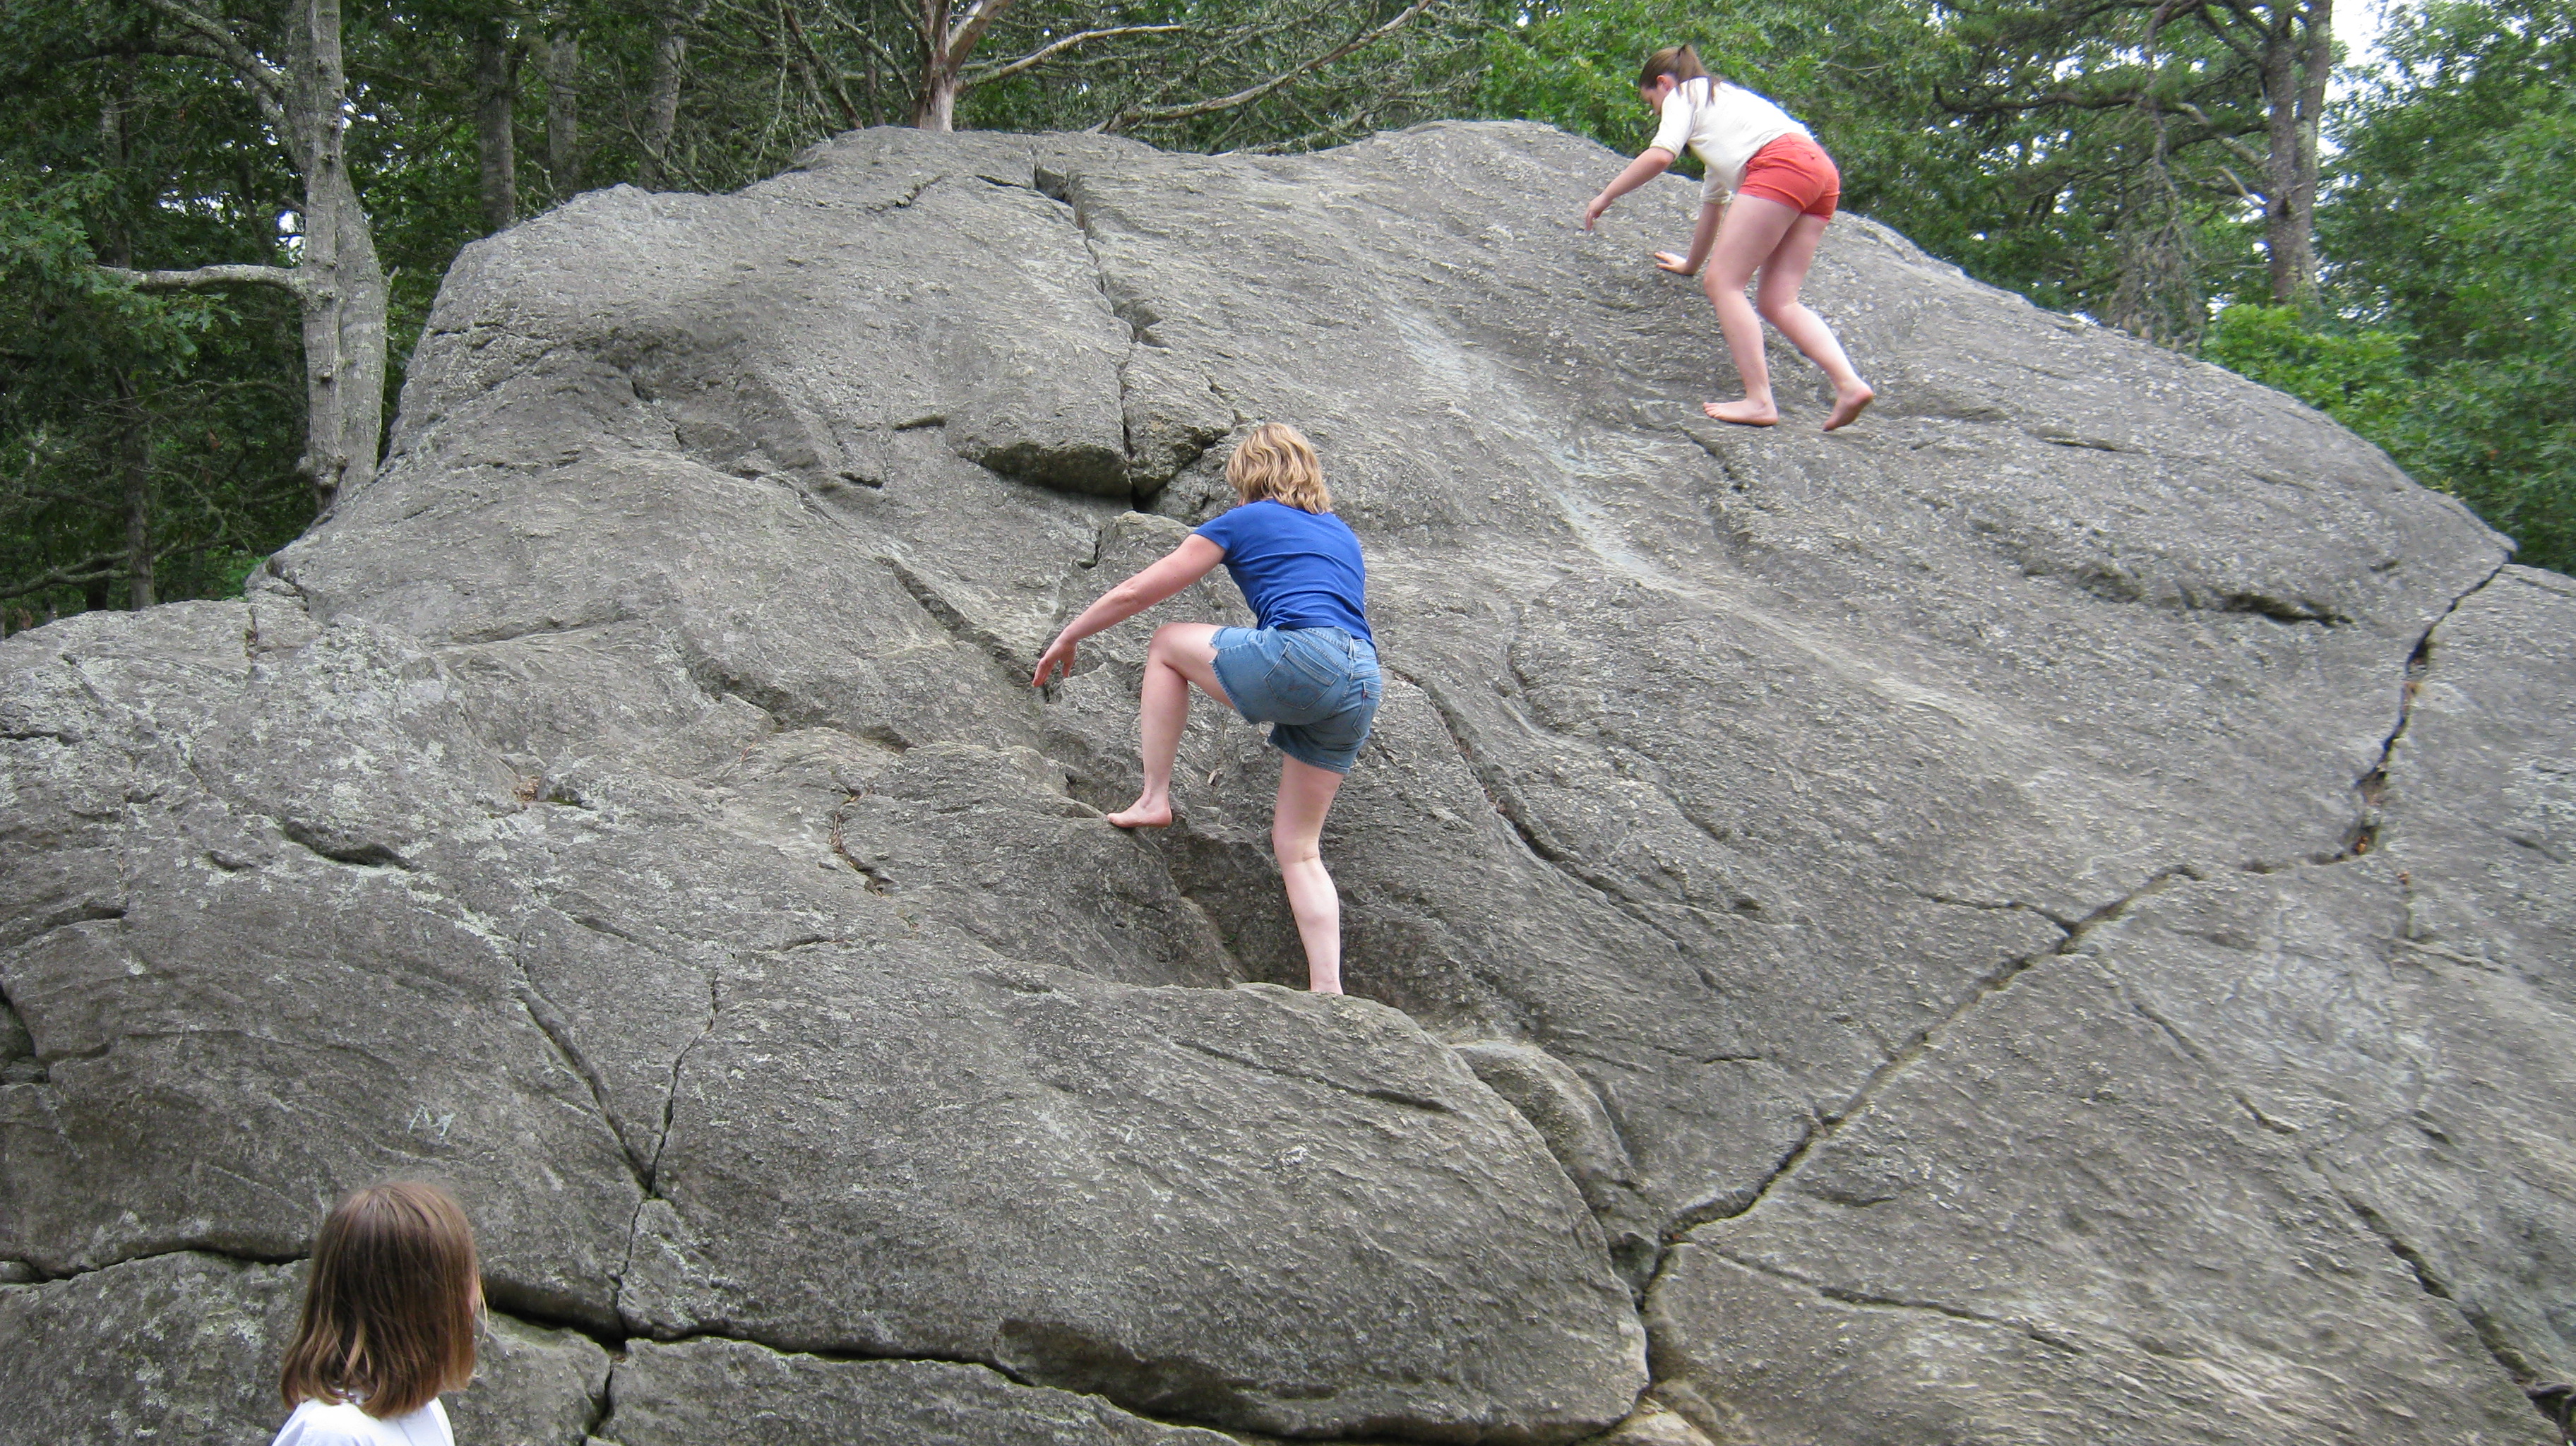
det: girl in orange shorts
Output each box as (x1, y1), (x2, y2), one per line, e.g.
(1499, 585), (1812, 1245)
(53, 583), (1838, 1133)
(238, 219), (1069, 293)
(1583, 46), (1874, 431)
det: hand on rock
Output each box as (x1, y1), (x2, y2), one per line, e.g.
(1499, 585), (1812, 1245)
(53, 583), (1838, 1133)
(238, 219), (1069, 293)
(1582, 194), (1611, 231)
(1033, 634), (1078, 688)
(1653, 251), (1698, 275)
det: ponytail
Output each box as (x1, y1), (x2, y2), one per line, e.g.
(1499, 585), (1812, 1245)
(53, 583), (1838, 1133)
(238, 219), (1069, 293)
(1638, 45), (1712, 90)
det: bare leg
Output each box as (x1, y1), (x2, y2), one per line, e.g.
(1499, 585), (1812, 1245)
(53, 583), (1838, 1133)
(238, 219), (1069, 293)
(1700, 194), (1802, 426)
(1109, 623), (1227, 829)
(1751, 211), (1874, 430)
(1272, 755), (1348, 993)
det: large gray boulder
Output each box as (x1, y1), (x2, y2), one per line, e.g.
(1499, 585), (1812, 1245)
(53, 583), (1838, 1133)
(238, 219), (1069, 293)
(3, 121), (2568, 1444)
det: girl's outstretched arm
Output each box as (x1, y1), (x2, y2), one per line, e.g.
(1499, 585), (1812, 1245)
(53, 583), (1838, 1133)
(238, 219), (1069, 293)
(1583, 148), (1675, 230)
(1654, 198), (1727, 275)
(1034, 534), (1226, 687)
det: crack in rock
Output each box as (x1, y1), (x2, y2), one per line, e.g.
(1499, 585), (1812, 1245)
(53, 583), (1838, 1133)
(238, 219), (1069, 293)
(2344, 559), (2511, 861)
(1685, 866), (2196, 1231)
(2322, 1177), (2576, 1439)
(1398, 667), (1698, 957)
(1033, 166), (1227, 496)
(881, 556), (1036, 679)
(0, 981), (41, 1086)
(1169, 1035), (1454, 1116)
(1707, 1249), (2086, 1356)
(509, 972), (655, 1187)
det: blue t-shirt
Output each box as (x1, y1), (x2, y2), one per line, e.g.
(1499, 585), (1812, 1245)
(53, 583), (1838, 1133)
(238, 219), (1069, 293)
(1194, 499), (1373, 644)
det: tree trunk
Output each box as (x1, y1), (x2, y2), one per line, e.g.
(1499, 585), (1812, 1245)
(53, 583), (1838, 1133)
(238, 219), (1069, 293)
(472, 21), (520, 232)
(97, 65), (134, 266)
(914, 0), (954, 131)
(638, 2), (705, 187)
(117, 380), (155, 610)
(2259, 1), (2325, 301)
(103, 67), (156, 604)
(914, 66), (958, 131)
(544, 23), (580, 193)
(111, 0), (391, 509)
(316, 169), (390, 506)
(286, 0), (388, 506)
(912, 0), (1018, 131)
(2288, 0), (2332, 299)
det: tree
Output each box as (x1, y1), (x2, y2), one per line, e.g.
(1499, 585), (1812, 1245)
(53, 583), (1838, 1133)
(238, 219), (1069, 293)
(470, 8), (522, 230)
(84, 0), (387, 510)
(0, 181), (306, 622)
(1936, 0), (2334, 311)
(2308, 0), (2576, 573)
(0, 14), (308, 623)
(878, 1), (1478, 145)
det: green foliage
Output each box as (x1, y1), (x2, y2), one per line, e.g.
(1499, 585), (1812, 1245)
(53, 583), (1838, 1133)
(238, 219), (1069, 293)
(2310, 0), (2576, 573)
(1933, 4), (2276, 337)
(0, 172), (206, 369)
(2203, 304), (2414, 440)
(0, 44), (309, 624)
(2195, 0), (2576, 580)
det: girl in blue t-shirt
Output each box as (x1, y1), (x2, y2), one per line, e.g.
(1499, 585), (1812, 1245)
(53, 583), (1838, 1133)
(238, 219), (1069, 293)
(1033, 423), (1382, 995)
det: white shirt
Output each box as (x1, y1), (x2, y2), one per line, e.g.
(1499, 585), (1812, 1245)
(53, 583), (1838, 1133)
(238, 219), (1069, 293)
(1647, 76), (1814, 201)
(272, 1398), (453, 1446)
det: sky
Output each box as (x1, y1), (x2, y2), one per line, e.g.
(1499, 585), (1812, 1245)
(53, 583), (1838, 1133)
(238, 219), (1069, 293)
(2343, 0), (2393, 80)
(2324, 0), (2397, 155)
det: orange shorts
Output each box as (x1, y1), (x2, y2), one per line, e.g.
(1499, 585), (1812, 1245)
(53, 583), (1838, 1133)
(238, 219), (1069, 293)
(1736, 134), (1839, 220)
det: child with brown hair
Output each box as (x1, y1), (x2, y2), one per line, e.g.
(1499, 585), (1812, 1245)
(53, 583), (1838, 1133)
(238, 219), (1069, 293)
(1034, 422), (1381, 994)
(272, 1182), (481, 1445)
(1583, 44), (1874, 431)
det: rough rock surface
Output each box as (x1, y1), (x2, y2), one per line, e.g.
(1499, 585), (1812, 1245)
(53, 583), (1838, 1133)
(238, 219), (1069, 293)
(602, 1338), (1241, 1445)
(3, 121), (2571, 1444)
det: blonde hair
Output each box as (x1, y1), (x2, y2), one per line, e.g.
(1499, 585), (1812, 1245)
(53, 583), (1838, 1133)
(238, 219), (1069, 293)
(280, 1183), (480, 1419)
(1224, 422), (1332, 513)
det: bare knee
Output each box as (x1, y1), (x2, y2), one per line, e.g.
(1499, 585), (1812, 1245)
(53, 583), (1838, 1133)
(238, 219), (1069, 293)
(1757, 294), (1806, 328)
(1146, 623), (1193, 662)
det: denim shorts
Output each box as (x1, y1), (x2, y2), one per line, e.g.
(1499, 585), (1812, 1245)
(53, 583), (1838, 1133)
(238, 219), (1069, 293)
(1209, 626), (1383, 774)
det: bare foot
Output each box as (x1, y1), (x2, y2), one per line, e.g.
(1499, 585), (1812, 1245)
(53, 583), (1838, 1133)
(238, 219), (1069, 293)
(1105, 799), (1173, 829)
(1705, 398), (1778, 427)
(1824, 381), (1875, 431)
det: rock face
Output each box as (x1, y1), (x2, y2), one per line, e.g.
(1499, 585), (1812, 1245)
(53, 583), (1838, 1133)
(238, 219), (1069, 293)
(3, 121), (2570, 1444)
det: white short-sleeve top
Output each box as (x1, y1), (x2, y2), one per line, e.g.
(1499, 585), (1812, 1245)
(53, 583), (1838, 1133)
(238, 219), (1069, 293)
(271, 1398), (453, 1446)
(1647, 76), (1813, 201)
